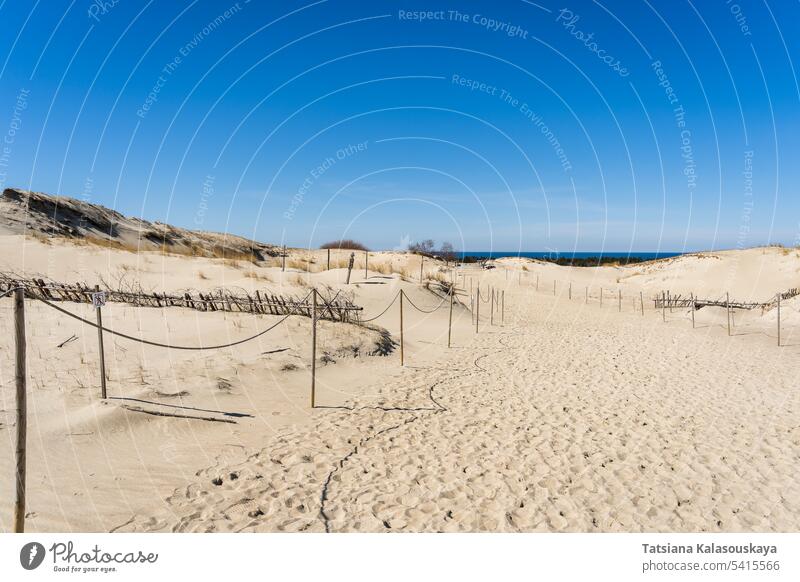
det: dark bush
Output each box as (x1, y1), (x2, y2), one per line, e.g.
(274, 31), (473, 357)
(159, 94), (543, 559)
(319, 239), (369, 251)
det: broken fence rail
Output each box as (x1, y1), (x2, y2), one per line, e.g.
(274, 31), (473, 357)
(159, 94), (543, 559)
(653, 288), (799, 311)
(0, 276), (362, 322)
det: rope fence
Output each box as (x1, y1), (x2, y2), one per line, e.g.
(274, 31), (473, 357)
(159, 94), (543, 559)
(518, 271), (795, 347)
(1, 273), (495, 533)
(33, 291), (314, 351)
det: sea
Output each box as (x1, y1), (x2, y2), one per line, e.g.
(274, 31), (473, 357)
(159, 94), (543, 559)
(459, 251), (682, 260)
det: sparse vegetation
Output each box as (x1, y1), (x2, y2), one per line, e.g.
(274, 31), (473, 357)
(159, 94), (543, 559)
(286, 258), (311, 270)
(408, 239), (435, 256)
(291, 273), (310, 287)
(408, 239), (456, 262)
(320, 239), (369, 251)
(244, 270), (272, 282)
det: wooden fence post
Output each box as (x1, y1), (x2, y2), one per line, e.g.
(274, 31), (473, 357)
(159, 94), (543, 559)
(475, 289), (480, 333)
(662, 291), (666, 322)
(536, 275), (539, 291)
(726, 292), (731, 336)
(327, 248), (330, 270)
(282, 245), (286, 271)
(470, 292), (474, 323)
(14, 288), (27, 533)
(311, 289), (317, 408)
(346, 252), (354, 284)
(447, 287), (454, 347)
(419, 257), (424, 283)
(95, 285), (107, 400)
(501, 290), (505, 325)
(618, 289), (622, 312)
(640, 291), (644, 316)
(691, 293), (696, 329)
(777, 293), (781, 347)
(399, 290), (405, 365)
(569, 282), (572, 300)
(490, 289), (495, 325)
(365, 251), (368, 279)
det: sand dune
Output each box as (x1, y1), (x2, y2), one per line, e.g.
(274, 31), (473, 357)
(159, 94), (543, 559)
(1, 235), (799, 532)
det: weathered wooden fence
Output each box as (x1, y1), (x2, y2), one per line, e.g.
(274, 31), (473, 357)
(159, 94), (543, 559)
(653, 288), (799, 311)
(0, 275), (361, 322)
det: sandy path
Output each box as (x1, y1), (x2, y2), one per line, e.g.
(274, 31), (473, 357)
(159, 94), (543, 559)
(132, 285), (800, 533)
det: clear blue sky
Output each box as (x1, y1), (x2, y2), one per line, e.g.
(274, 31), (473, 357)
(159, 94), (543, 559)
(1, 0), (798, 253)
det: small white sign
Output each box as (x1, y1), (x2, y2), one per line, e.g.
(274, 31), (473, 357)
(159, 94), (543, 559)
(91, 291), (107, 308)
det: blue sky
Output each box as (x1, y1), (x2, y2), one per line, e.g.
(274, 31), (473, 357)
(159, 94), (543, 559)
(0, 0), (798, 253)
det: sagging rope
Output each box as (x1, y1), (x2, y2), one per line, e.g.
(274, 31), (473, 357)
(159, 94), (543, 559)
(359, 290), (401, 323)
(403, 291), (449, 314)
(32, 290), (313, 351)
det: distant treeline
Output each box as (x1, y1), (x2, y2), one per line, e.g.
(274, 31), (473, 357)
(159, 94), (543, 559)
(460, 255), (655, 267)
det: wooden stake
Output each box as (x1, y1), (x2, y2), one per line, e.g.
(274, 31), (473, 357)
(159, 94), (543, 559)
(662, 291), (665, 322)
(311, 289), (317, 408)
(365, 251), (368, 279)
(470, 292), (474, 323)
(569, 282), (572, 300)
(691, 293), (696, 329)
(490, 289), (494, 325)
(420, 256), (424, 283)
(475, 289), (480, 333)
(777, 293), (781, 347)
(399, 290), (405, 365)
(327, 248), (330, 270)
(640, 291), (644, 316)
(726, 292), (731, 335)
(536, 275), (539, 291)
(618, 289), (621, 312)
(95, 285), (107, 400)
(447, 287), (454, 347)
(282, 245), (286, 271)
(501, 290), (505, 324)
(13, 288), (27, 533)
(600, 288), (603, 307)
(346, 252), (354, 284)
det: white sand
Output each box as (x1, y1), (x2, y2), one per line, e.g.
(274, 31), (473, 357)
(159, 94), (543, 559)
(1, 237), (799, 532)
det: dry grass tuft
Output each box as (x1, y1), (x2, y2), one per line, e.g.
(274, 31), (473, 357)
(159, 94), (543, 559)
(244, 270), (272, 282)
(286, 258), (311, 270)
(291, 273), (310, 287)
